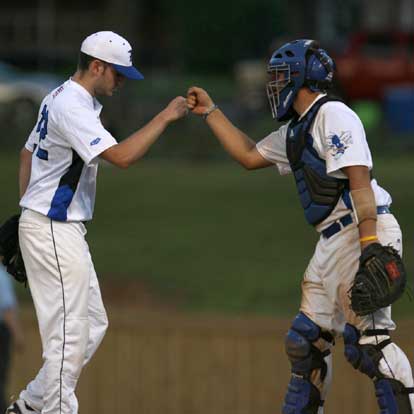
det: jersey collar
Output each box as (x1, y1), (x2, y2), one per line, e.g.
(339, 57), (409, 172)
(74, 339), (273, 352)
(298, 93), (327, 121)
(68, 78), (103, 114)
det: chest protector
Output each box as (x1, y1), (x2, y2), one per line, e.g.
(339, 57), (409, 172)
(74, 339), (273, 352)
(286, 96), (350, 226)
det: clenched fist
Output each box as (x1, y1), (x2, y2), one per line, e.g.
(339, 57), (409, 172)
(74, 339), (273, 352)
(162, 96), (189, 123)
(187, 87), (215, 116)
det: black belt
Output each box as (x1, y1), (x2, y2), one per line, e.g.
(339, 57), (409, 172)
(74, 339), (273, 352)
(322, 206), (390, 239)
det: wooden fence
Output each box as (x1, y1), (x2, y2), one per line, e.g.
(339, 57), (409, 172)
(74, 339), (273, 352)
(7, 306), (414, 413)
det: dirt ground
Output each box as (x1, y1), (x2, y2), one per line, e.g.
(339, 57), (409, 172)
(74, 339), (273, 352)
(99, 277), (183, 311)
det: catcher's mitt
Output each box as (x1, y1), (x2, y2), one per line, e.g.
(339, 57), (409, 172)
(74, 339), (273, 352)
(349, 243), (406, 316)
(0, 214), (27, 284)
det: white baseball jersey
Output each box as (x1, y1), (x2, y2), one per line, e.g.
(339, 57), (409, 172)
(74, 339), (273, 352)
(256, 94), (392, 232)
(20, 79), (117, 222)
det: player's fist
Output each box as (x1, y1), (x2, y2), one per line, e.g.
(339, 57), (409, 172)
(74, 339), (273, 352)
(162, 96), (189, 122)
(187, 86), (214, 116)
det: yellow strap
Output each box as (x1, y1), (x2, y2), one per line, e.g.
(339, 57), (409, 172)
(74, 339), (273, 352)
(359, 235), (379, 243)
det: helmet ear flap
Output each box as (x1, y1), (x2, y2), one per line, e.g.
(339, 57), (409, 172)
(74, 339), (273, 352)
(304, 48), (335, 92)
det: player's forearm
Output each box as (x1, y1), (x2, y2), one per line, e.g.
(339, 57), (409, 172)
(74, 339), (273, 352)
(19, 147), (33, 199)
(122, 112), (171, 164)
(343, 165), (378, 249)
(357, 218), (377, 246)
(102, 112), (170, 168)
(101, 96), (187, 168)
(2, 308), (24, 350)
(2, 309), (22, 338)
(205, 109), (257, 167)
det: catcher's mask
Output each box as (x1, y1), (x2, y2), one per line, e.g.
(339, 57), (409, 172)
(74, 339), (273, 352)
(266, 39), (335, 121)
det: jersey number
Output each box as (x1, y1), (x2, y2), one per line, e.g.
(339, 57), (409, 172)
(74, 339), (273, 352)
(35, 104), (49, 160)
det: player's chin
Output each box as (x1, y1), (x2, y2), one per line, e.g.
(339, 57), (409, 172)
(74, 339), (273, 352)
(109, 86), (122, 96)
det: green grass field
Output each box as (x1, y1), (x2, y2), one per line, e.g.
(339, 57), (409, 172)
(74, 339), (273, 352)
(1, 152), (413, 317)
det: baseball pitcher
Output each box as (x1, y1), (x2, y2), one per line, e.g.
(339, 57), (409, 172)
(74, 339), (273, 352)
(7, 31), (188, 414)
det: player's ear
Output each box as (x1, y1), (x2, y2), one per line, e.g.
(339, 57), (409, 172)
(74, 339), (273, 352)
(89, 59), (104, 77)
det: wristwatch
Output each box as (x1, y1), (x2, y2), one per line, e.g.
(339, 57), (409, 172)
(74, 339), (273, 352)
(202, 104), (219, 120)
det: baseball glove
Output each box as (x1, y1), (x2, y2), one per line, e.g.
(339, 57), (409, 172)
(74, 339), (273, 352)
(0, 214), (27, 284)
(349, 243), (406, 316)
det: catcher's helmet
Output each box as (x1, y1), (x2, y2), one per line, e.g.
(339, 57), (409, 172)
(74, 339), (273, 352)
(267, 39), (335, 121)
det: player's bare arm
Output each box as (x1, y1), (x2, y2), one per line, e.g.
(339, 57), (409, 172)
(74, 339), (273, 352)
(19, 147), (33, 199)
(342, 165), (378, 250)
(2, 308), (25, 352)
(100, 96), (188, 169)
(187, 86), (272, 170)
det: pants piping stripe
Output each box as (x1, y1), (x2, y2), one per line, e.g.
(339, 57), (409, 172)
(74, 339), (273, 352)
(50, 220), (66, 414)
(371, 313), (396, 379)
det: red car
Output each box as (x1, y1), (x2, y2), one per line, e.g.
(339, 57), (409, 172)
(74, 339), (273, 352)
(333, 31), (414, 101)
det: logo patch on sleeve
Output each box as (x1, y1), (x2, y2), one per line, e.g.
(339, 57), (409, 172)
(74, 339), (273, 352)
(90, 137), (101, 146)
(327, 131), (353, 159)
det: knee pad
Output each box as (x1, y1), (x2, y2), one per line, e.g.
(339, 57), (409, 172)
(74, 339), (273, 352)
(343, 324), (385, 379)
(285, 313), (333, 380)
(343, 323), (414, 413)
(283, 313), (334, 414)
(376, 379), (413, 414)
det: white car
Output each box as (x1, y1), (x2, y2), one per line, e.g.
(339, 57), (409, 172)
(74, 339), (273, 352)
(0, 62), (62, 144)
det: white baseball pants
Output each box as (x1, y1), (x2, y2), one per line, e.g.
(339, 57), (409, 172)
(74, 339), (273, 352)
(300, 213), (414, 410)
(19, 209), (108, 414)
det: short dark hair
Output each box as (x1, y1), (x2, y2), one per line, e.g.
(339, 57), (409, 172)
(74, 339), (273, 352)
(78, 52), (97, 71)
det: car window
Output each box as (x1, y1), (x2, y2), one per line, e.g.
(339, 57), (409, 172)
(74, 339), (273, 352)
(0, 62), (20, 79)
(360, 35), (396, 57)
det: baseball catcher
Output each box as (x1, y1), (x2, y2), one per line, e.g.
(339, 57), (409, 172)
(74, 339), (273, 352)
(187, 38), (414, 414)
(0, 214), (27, 284)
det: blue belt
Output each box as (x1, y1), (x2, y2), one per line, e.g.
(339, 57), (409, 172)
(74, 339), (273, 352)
(322, 206), (390, 239)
